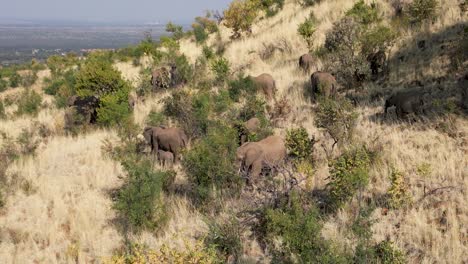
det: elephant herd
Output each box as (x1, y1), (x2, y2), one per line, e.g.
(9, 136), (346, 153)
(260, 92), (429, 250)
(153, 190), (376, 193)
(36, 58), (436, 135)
(139, 120), (287, 186)
(297, 52), (440, 118)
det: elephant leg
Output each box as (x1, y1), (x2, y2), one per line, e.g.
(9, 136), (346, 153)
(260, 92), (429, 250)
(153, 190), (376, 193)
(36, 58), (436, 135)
(249, 160), (263, 186)
(172, 149), (179, 164)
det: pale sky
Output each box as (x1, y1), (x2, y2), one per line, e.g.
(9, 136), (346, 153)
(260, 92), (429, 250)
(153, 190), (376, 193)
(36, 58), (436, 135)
(0, 0), (232, 23)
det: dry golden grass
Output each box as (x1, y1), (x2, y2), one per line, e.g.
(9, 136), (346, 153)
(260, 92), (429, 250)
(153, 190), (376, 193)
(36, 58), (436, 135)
(0, 0), (466, 262)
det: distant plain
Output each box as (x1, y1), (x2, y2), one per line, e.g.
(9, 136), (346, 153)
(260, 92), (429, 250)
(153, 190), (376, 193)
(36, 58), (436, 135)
(0, 23), (170, 65)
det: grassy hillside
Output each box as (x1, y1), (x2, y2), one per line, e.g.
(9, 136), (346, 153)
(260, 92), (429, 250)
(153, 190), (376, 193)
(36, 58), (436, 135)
(0, 0), (466, 263)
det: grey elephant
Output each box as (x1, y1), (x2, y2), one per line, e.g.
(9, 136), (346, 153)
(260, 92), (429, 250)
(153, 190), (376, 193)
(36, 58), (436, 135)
(142, 126), (188, 162)
(236, 135), (287, 185)
(239, 117), (261, 145)
(251, 73), (276, 101)
(299, 53), (314, 72)
(310, 71), (337, 102)
(385, 90), (428, 118)
(151, 67), (171, 90)
(158, 150), (174, 168)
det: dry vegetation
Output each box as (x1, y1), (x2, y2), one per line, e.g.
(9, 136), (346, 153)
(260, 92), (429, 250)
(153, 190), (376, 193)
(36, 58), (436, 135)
(0, 0), (467, 263)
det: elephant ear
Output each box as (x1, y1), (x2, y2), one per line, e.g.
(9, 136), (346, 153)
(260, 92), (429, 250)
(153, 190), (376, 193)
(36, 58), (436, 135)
(143, 127), (153, 144)
(244, 145), (264, 166)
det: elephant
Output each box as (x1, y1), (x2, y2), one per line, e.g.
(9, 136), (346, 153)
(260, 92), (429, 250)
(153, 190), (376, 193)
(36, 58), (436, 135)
(151, 67), (171, 90)
(142, 126), (188, 163)
(299, 53), (314, 72)
(66, 95), (100, 124)
(310, 71), (337, 102)
(384, 90), (427, 118)
(251, 73), (276, 101)
(236, 135), (287, 185)
(367, 50), (387, 78)
(158, 150), (174, 168)
(239, 117), (261, 145)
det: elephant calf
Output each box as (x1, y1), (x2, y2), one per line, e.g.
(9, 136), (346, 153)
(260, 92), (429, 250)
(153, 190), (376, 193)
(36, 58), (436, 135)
(251, 73), (276, 101)
(142, 126), (188, 163)
(299, 53), (314, 72)
(310, 71), (337, 102)
(158, 150), (174, 168)
(236, 135), (287, 185)
(385, 90), (427, 118)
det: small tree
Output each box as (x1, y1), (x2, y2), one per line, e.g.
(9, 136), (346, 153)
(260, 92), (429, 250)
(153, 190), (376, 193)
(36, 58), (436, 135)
(298, 13), (317, 49)
(210, 57), (230, 84)
(285, 127), (315, 161)
(113, 159), (170, 233)
(75, 56), (132, 126)
(223, 0), (259, 38)
(387, 169), (412, 209)
(408, 0), (439, 24)
(183, 124), (240, 204)
(166, 22), (184, 40)
(327, 146), (371, 211)
(16, 89), (42, 117)
(315, 96), (358, 150)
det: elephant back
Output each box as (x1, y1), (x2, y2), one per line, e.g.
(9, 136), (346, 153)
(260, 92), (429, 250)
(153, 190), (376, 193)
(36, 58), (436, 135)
(257, 136), (286, 164)
(311, 72), (336, 96)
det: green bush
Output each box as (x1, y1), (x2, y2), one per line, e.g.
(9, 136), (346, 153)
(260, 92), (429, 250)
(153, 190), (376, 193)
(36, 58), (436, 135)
(166, 22), (184, 40)
(228, 75), (256, 102)
(315, 96), (358, 148)
(387, 169), (412, 209)
(327, 146), (372, 210)
(206, 217), (243, 260)
(193, 24), (209, 44)
(223, 0), (259, 38)
(0, 79), (8, 92)
(113, 159), (170, 233)
(9, 72), (21, 88)
(286, 127), (315, 161)
(258, 0), (285, 17)
(96, 93), (132, 127)
(202, 46), (215, 60)
(163, 90), (211, 137)
(183, 123), (240, 204)
(172, 54), (193, 86)
(210, 57), (230, 84)
(361, 25), (398, 55)
(263, 193), (348, 263)
(16, 89), (42, 117)
(75, 56), (130, 98)
(238, 96), (267, 122)
(408, 0), (439, 24)
(374, 240), (406, 264)
(346, 0), (380, 26)
(298, 13), (317, 49)
(75, 56), (132, 126)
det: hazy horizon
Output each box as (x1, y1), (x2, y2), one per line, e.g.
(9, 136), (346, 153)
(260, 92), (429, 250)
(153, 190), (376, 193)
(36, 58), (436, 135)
(0, 0), (231, 24)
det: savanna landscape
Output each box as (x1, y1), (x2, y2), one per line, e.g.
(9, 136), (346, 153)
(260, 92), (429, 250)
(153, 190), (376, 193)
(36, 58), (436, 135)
(0, 0), (467, 263)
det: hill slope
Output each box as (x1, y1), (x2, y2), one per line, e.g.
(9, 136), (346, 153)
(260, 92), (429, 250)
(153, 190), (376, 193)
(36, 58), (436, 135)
(0, 0), (467, 263)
